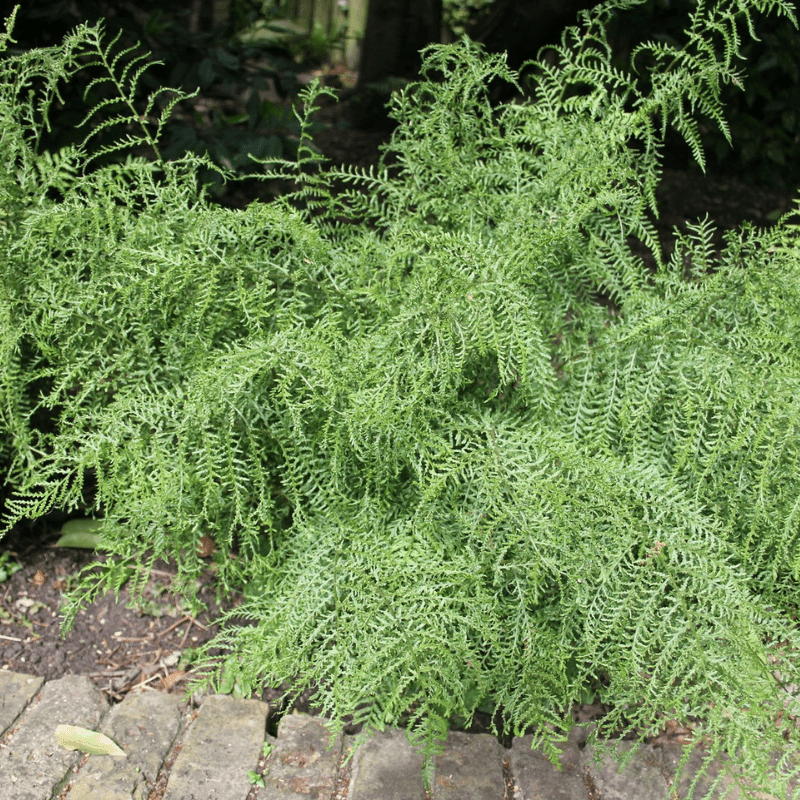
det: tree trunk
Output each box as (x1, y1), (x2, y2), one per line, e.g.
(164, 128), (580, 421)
(473, 0), (598, 70)
(358, 0), (442, 86)
(358, 0), (601, 87)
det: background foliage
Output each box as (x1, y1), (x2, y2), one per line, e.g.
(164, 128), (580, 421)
(602, 0), (800, 188)
(2, 1), (800, 797)
(7, 0), (326, 195)
(442, 0), (495, 36)
(12, 0), (800, 196)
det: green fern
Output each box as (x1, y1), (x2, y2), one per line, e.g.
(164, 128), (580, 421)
(2, 1), (800, 797)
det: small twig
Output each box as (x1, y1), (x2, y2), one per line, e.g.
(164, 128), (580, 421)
(179, 622), (193, 648)
(130, 673), (161, 691)
(0, 633), (23, 642)
(179, 615), (209, 646)
(162, 615), (191, 636)
(88, 670), (132, 678)
(130, 648), (160, 658)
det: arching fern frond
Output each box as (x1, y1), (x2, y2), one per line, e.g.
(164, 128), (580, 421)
(77, 25), (199, 167)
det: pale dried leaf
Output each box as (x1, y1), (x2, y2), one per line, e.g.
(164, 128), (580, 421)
(54, 724), (126, 756)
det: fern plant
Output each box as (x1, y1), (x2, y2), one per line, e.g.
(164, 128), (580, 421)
(2, 1), (800, 797)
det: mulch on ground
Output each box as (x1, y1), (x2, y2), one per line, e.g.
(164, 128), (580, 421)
(0, 522), (231, 700)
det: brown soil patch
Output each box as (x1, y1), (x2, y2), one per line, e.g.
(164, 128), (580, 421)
(0, 522), (232, 702)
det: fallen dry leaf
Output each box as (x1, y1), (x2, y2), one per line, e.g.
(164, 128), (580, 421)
(54, 724), (125, 756)
(197, 536), (215, 558)
(160, 671), (187, 691)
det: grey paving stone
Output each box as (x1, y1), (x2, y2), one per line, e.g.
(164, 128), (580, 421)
(163, 694), (268, 800)
(660, 745), (800, 799)
(0, 670), (44, 735)
(581, 741), (669, 800)
(65, 687), (185, 800)
(509, 734), (587, 800)
(258, 713), (343, 799)
(657, 744), (739, 799)
(347, 728), (427, 800)
(0, 675), (108, 800)
(434, 731), (504, 800)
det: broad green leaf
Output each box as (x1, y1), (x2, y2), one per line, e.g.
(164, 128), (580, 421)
(54, 724), (125, 756)
(247, 770), (266, 787)
(54, 519), (106, 549)
(61, 518), (104, 534)
(53, 532), (103, 549)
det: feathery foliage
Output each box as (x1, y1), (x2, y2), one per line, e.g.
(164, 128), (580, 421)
(2, 1), (800, 795)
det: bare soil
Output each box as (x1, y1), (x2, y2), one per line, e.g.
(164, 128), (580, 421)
(0, 522), (232, 698)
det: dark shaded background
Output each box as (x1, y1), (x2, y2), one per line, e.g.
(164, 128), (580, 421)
(5, 0), (800, 191)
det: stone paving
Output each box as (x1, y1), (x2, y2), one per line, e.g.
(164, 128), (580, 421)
(0, 669), (794, 800)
